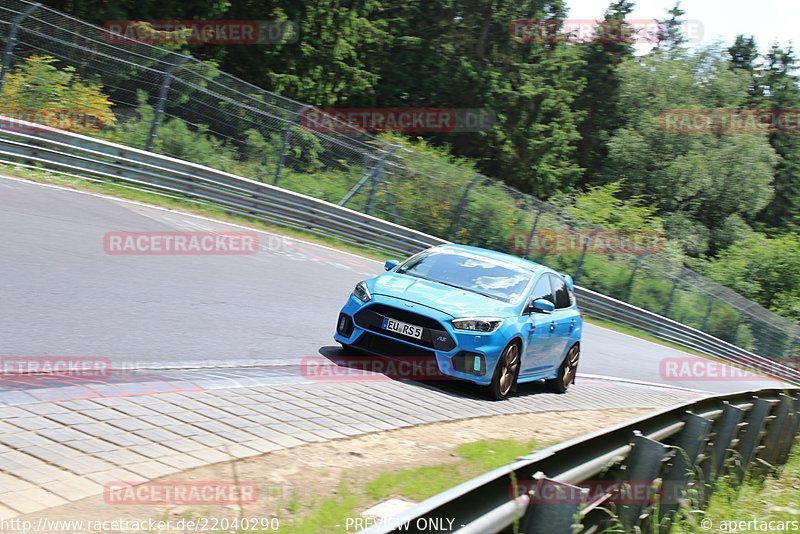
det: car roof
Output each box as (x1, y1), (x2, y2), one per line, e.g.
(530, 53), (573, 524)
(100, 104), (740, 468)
(435, 244), (549, 273)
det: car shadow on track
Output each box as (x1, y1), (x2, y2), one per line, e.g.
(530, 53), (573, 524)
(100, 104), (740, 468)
(317, 346), (552, 402)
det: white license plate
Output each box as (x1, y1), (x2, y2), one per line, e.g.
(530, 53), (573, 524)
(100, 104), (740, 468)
(382, 317), (423, 339)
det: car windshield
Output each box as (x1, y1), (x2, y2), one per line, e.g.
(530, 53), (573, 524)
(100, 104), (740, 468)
(397, 248), (532, 303)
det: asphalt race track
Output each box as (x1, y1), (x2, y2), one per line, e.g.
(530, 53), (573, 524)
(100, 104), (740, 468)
(0, 176), (783, 395)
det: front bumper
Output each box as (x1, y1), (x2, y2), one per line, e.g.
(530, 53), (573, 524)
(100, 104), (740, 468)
(333, 293), (509, 386)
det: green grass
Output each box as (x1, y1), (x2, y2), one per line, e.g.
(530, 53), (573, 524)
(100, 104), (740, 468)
(672, 440), (800, 533)
(244, 437), (799, 534)
(274, 437), (541, 533)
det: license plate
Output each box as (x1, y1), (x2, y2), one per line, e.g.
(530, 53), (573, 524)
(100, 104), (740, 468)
(382, 317), (423, 339)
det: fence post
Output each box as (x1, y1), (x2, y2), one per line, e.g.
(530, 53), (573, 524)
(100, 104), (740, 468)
(663, 278), (679, 317)
(449, 174), (484, 242)
(701, 298), (714, 332)
(524, 206), (545, 257)
(0, 3), (41, 96)
(623, 255), (643, 302)
(273, 104), (312, 185)
(366, 149), (394, 215)
(146, 54), (191, 151)
(338, 145), (398, 208)
(573, 233), (591, 282)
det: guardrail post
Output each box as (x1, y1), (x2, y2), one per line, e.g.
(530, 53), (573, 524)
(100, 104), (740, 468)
(520, 473), (587, 534)
(659, 413), (713, 527)
(699, 402), (744, 506)
(449, 174), (484, 242)
(0, 3), (41, 97)
(759, 395), (794, 472)
(618, 432), (669, 531)
(146, 54), (191, 152)
(710, 403), (744, 481)
(273, 104), (311, 185)
(774, 396), (800, 467)
(735, 398), (771, 483)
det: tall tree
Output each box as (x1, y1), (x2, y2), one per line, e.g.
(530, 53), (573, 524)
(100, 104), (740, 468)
(358, 0), (587, 197)
(728, 35), (762, 103)
(604, 47), (777, 257)
(656, 2), (686, 50)
(757, 44), (800, 231)
(573, 0), (635, 189)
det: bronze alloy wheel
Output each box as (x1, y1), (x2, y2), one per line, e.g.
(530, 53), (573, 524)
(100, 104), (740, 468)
(499, 342), (520, 396)
(487, 341), (521, 400)
(563, 344), (579, 385)
(545, 343), (580, 394)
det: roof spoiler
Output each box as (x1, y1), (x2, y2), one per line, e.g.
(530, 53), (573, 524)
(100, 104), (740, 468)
(562, 274), (575, 290)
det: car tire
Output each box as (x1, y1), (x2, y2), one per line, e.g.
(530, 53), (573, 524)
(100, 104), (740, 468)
(545, 344), (579, 394)
(486, 341), (521, 401)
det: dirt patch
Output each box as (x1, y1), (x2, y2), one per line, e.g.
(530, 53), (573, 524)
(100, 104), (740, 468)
(20, 408), (652, 532)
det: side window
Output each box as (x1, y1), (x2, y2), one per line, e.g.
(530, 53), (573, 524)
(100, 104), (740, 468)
(530, 276), (555, 305)
(549, 275), (571, 309)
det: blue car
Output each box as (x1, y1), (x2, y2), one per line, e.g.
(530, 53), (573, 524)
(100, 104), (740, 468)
(333, 244), (582, 399)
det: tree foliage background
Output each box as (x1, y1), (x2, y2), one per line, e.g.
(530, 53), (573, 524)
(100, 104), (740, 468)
(34, 0), (800, 324)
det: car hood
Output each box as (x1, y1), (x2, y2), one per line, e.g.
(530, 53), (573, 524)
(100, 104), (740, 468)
(370, 273), (519, 318)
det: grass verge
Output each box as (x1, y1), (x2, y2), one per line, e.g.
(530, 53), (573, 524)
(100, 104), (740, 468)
(279, 437), (541, 533)
(674, 439), (800, 533)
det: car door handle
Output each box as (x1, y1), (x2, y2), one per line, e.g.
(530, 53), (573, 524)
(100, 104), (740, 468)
(569, 319), (576, 331)
(549, 321), (556, 332)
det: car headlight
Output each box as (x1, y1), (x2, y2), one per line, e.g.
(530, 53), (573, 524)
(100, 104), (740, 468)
(352, 281), (371, 302)
(451, 317), (503, 332)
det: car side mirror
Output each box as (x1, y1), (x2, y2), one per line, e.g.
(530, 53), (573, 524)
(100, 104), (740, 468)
(384, 259), (399, 271)
(528, 298), (555, 314)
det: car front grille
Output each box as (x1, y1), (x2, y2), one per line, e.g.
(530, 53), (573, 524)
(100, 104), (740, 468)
(353, 332), (437, 358)
(353, 304), (456, 351)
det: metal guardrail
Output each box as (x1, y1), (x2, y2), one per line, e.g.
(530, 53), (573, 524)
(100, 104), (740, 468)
(363, 387), (800, 533)
(0, 118), (447, 257)
(1, 118), (799, 387)
(575, 287), (800, 385)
